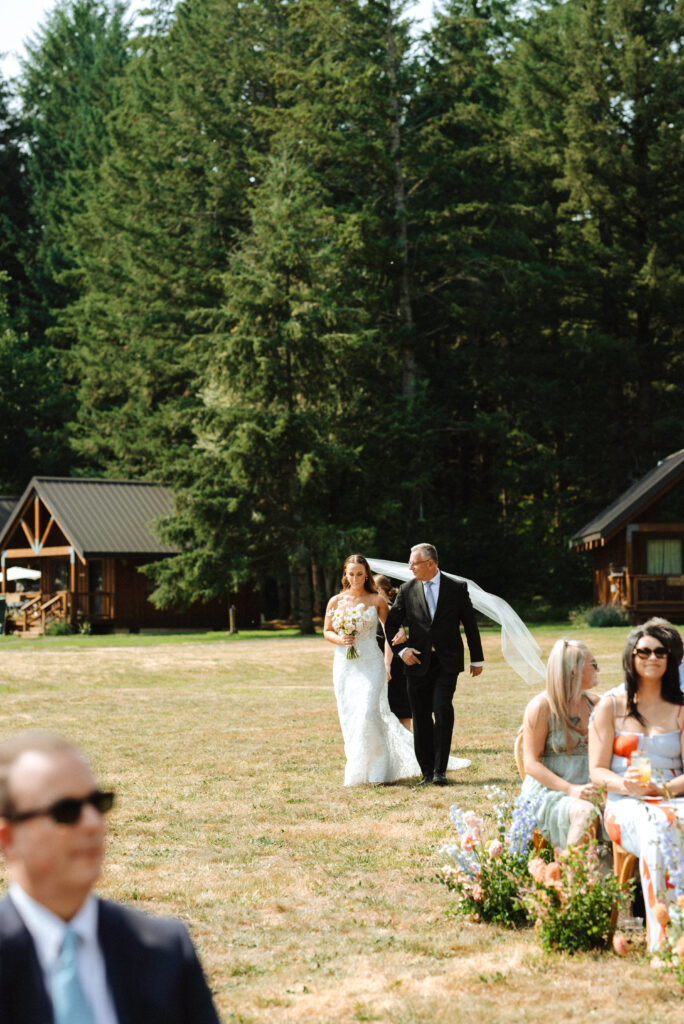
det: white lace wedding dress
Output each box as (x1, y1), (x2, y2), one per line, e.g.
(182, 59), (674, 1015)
(333, 605), (470, 785)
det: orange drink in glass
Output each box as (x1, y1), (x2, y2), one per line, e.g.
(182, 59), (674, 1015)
(631, 754), (652, 786)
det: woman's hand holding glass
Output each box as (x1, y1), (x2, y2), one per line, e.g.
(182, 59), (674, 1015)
(624, 756), (661, 796)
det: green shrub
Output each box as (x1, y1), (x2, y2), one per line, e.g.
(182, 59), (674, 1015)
(44, 620), (73, 636)
(569, 603), (631, 627)
(586, 603), (632, 627)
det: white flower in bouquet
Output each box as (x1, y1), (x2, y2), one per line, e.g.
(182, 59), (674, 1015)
(332, 603), (365, 659)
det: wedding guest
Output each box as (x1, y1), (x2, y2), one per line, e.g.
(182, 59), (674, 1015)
(374, 574), (412, 730)
(589, 623), (684, 950)
(0, 730), (220, 1023)
(519, 638), (601, 848)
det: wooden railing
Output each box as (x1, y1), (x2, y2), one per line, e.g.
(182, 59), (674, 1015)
(626, 575), (684, 607)
(15, 591), (69, 633)
(9, 591), (115, 633)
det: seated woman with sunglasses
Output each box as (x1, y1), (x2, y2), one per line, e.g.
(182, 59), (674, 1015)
(519, 638), (601, 849)
(589, 622), (684, 950)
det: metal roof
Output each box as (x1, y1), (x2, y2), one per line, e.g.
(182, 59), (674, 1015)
(0, 478), (177, 559)
(570, 448), (684, 549)
(0, 497), (18, 535)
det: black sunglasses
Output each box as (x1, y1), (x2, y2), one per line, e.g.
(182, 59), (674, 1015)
(633, 647), (669, 660)
(8, 789), (115, 825)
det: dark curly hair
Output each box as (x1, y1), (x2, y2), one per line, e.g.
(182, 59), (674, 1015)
(622, 622), (684, 725)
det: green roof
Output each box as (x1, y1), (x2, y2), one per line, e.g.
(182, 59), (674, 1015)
(0, 478), (177, 559)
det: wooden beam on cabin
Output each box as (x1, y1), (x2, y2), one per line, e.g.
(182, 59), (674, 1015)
(39, 516), (55, 549)
(630, 522), (684, 533)
(34, 497), (39, 544)
(20, 520), (35, 548)
(2, 545), (78, 559)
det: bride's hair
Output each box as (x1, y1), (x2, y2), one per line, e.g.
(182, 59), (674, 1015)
(341, 555), (377, 593)
(546, 638), (592, 752)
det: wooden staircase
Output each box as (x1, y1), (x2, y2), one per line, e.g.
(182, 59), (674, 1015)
(11, 591), (70, 635)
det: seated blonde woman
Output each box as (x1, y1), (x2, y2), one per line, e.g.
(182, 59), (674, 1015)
(519, 638), (601, 848)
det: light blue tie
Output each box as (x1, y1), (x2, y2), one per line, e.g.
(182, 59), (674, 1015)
(425, 580), (436, 619)
(52, 929), (96, 1024)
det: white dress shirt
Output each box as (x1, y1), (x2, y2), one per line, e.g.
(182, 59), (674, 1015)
(9, 883), (119, 1024)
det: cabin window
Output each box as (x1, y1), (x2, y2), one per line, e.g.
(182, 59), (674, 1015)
(52, 559), (69, 592)
(646, 538), (682, 575)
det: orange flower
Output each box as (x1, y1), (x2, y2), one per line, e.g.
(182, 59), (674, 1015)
(544, 862), (562, 885)
(653, 902), (670, 927)
(528, 857), (546, 884)
(675, 935), (684, 958)
(612, 933), (629, 956)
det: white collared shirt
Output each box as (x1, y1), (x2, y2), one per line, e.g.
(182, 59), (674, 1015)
(9, 883), (119, 1024)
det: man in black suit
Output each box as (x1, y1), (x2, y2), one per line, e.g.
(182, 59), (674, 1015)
(386, 543), (484, 786)
(0, 730), (220, 1024)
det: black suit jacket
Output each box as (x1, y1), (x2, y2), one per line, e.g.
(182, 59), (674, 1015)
(0, 894), (221, 1024)
(385, 574), (483, 677)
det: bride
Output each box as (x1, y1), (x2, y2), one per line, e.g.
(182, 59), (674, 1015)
(324, 554), (468, 785)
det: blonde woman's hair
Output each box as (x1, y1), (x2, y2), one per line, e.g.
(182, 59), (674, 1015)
(545, 638), (591, 752)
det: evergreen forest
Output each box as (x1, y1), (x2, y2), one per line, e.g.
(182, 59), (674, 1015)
(2, 0), (684, 621)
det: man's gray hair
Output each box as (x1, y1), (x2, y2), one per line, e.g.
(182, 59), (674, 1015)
(411, 543), (438, 564)
(0, 731), (82, 818)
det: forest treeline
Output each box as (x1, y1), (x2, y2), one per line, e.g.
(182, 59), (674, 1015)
(1, 0), (683, 619)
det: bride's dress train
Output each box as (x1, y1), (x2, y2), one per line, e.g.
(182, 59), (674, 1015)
(333, 605), (470, 785)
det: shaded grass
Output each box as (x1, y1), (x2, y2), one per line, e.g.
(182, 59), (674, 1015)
(0, 629), (681, 1022)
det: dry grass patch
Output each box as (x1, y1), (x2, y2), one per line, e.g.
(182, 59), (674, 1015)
(0, 628), (682, 1022)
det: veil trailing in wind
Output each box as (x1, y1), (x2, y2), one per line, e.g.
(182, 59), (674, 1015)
(367, 558), (546, 685)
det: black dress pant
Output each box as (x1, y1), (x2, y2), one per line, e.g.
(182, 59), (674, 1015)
(406, 654), (457, 775)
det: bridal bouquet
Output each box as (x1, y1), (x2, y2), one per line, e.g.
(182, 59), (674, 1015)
(332, 603), (365, 659)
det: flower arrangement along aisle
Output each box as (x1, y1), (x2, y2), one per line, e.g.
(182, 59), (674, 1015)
(331, 603), (364, 659)
(440, 789), (630, 952)
(524, 840), (628, 953)
(647, 815), (684, 985)
(439, 787), (541, 928)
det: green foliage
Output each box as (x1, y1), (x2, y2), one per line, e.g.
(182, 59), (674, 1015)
(440, 796), (532, 928)
(44, 620), (74, 636)
(524, 841), (629, 954)
(581, 604), (632, 628)
(1, 0), (684, 612)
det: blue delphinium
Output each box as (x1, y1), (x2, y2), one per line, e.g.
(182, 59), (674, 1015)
(658, 815), (684, 898)
(506, 792), (542, 860)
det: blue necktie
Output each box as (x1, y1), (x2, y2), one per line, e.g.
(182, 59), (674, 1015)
(52, 929), (95, 1024)
(425, 581), (436, 619)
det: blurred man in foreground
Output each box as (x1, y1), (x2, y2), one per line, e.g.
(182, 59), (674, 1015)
(0, 730), (220, 1023)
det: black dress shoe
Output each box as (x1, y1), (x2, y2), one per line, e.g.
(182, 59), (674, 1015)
(415, 774), (433, 787)
(433, 772), (448, 786)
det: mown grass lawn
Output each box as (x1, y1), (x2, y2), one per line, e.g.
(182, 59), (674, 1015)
(0, 625), (681, 1022)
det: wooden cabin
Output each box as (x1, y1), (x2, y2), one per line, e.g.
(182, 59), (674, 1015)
(0, 477), (257, 634)
(570, 449), (684, 621)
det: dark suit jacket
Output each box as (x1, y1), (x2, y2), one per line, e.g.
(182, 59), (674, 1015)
(385, 574), (484, 677)
(0, 894), (220, 1024)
